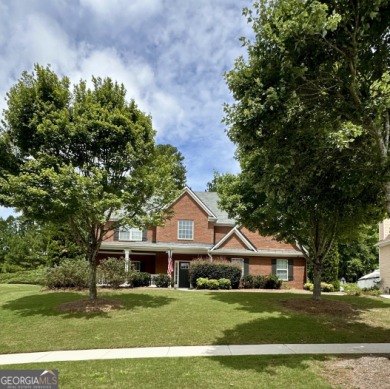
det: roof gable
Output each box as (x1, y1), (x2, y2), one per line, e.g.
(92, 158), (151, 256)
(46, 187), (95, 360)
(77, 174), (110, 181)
(211, 227), (256, 252)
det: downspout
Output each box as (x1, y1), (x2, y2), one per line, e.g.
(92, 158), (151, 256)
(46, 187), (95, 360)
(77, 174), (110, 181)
(208, 251), (213, 262)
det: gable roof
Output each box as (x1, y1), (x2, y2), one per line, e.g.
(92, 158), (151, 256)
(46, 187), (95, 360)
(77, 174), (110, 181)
(194, 191), (236, 226)
(211, 226), (256, 252)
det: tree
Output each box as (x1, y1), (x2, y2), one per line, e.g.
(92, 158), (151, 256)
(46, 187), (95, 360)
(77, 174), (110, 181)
(218, 0), (388, 299)
(205, 171), (222, 192)
(0, 65), (184, 300)
(155, 144), (187, 189)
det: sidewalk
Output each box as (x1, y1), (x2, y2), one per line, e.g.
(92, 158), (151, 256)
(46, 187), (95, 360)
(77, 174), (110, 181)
(1, 344), (390, 366)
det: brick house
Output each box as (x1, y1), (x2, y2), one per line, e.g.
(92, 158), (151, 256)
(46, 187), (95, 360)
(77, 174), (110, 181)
(377, 219), (390, 293)
(99, 187), (307, 288)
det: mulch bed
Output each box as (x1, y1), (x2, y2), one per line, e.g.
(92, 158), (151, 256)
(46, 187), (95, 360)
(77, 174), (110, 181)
(58, 298), (124, 313)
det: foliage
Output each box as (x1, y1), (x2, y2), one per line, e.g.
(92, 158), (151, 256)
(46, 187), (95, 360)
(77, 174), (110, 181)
(45, 258), (89, 289)
(218, 278), (232, 290)
(196, 277), (232, 290)
(240, 274), (268, 289)
(205, 171), (222, 192)
(0, 268), (47, 285)
(241, 275), (255, 288)
(308, 243), (339, 286)
(0, 65), (184, 300)
(303, 282), (334, 293)
(189, 258), (242, 289)
(97, 257), (126, 288)
(153, 273), (171, 288)
(338, 224), (379, 282)
(264, 274), (282, 290)
(128, 272), (151, 288)
(220, 0), (387, 300)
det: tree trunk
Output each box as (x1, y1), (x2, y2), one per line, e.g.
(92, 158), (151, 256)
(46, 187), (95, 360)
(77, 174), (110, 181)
(88, 254), (98, 301)
(312, 259), (322, 301)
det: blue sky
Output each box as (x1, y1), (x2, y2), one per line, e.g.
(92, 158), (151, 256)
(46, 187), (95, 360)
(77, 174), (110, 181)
(0, 0), (253, 219)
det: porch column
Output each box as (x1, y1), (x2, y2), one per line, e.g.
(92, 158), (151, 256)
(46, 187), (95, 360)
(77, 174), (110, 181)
(124, 249), (131, 272)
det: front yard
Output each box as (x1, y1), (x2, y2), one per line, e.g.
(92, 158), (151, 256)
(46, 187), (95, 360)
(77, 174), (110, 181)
(1, 284), (390, 354)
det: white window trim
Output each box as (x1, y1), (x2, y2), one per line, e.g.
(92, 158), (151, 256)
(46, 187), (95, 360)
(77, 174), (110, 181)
(177, 220), (194, 240)
(276, 259), (288, 281)
(131, 261), (141, 272)
(119, 226), (143, 241)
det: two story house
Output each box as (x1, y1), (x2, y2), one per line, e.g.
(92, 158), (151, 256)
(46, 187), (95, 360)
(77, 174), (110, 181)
(377, 219), (390, 293)
(99, 187), (306, 288)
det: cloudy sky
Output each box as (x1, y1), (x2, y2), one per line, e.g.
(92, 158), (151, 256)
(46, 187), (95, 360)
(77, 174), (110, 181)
(0, 0), (253, 218)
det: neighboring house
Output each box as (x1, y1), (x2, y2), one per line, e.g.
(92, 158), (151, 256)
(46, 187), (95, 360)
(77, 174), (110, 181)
(377, 219), (390, 293)
(357, 269), (381, 290)
(99, 187), (306, 288)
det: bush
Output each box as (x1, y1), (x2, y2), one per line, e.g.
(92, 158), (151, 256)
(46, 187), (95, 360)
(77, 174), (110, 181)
(45, 258), (89, 289)
(303, 282), (313, 291)
(154, 274), (171, 288)
(218, 278), (232, 290)
(321, 282), (334, 292)
(190, 259), (242, 289)
(97, 257), (126, 288)
(264, 274), (282, 289)
(0, 267), (47, 285)
(196, 277), (209, 289)
(253, 275), (267, 289)
(207, 279), (220, 290)
(241, 275), (254, 288)
(129, 271), (151, 287)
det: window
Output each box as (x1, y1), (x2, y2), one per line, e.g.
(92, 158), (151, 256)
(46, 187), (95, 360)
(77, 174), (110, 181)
(130, 261), (141, 272)
(178, 220), (194, 240)
(276, 259), (288, 281)
(119, 226), (143, 241)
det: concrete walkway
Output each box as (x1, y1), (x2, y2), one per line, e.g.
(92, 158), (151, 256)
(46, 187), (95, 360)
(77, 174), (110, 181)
(1, 344), (390, 366)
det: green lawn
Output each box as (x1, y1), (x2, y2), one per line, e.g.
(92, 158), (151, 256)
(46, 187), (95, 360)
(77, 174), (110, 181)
(1, 284), (390, 354)
(0, 355), (334, 389)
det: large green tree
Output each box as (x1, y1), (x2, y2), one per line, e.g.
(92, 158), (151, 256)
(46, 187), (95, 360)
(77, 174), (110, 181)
(219, 0), (388, 299)
(0, 65), (183, 300)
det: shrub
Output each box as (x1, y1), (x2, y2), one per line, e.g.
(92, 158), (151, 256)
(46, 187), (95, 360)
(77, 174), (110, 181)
(97, 257), (126, 288)
(129, 271), (151, 287)
(320, 282), (335, 292)
(190, 259), (242, 289)
(154, 274), (171, 288)
(218, 278), (232, 290)
(0, 268), (47, 285)
(207, 279), (220, 290)
(196, 277), (209, 289)
(45, 258), (89, 289)
(241, 275), (254, 288)
(303, 282), (313, 291)
(343, 283), (362, 295)
(253, 275), (267, 289)
(264, 274), (282, 289)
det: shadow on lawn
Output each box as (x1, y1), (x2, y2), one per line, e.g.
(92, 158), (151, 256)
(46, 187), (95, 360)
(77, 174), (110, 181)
(2, 291), (175, 320)
(208, 292), (390, 345)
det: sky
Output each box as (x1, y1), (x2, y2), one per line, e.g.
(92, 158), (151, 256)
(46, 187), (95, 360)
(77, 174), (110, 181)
(0, 0), (254, 219)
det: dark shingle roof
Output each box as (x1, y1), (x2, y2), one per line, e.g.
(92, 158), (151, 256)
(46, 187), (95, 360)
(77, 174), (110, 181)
(194, 191), (236, 225)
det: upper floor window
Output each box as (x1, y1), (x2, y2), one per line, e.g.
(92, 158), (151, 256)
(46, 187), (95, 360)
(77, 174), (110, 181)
(119, 226), (143, 241)
(276, 259), (288, 281)
(178, 220), (194, 240)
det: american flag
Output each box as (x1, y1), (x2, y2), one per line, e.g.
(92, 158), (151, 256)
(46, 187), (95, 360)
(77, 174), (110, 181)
(167, 250), (173, 275)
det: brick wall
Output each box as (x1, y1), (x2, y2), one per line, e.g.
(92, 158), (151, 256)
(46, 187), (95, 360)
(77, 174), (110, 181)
(156, 192), (214, 243)
(218, 233), (249, 250)
(214, 226), (233, 244)
(240, 227), (297, 251)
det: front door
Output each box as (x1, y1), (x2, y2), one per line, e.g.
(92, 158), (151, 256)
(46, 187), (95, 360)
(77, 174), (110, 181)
(178, 262), (190, 288)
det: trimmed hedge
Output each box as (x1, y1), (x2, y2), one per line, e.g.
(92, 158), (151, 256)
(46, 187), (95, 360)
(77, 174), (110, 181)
(240, 274), (281, 289)
(129, 271), (151, 287)
(154, 274), (171, 288)
(0, 268), (47, 285)
(196, 277), (232, 290)
(190, 259), (242, 289)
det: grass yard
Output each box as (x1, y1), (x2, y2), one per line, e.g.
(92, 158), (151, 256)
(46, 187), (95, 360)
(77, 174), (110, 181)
(0, 355), (334, 389)
(1, 284), (390, 354)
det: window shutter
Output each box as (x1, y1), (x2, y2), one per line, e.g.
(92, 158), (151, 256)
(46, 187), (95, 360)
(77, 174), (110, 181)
(271, 259), (277, 275)
(114, 228), (119, 241)
(243, 258), (249, 277)
(142, 229), (147, 241)
(288, 259), (294, 281)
